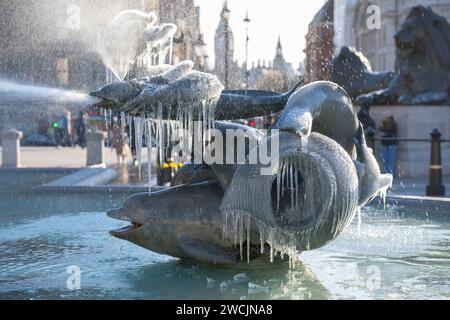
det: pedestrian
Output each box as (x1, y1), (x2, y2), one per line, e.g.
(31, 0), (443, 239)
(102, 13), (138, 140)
(59, 110), (72, 146)
(112, 116), (130, 165)
(74, 111), (88, 148)
(379, 113), (398, 175)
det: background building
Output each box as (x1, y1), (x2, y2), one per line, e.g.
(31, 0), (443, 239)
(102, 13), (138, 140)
(213, 3), (298, 91)
(304, 0), (334, 82)
(247, 37), (297, 92)
(145, 0), (205, 68)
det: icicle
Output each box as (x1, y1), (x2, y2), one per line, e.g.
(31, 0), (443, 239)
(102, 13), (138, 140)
(157, 103), (164, 165)
(289, 161), (295, 215)
(120, 112), (126, 143)
(293, 163), (299, 210)
(134, 117), (143, 180)
(223, 212), (228, 242)
(128, 115), (133, 148)
(198, 105), (203, 156)
(239, 214), (244, 261)
(282, 160), (287, 201)
(233, 213), (238, 248)
(269, 233), (275, 263)
(247, 214), (251, 264)
(379, 185), (389, 209)
(276, 162), (282, 212)
(146, 119), (153, 196)
(188, 110), (193, 154)
(260, 227), (265, 254)
(202, 100), (207, 152)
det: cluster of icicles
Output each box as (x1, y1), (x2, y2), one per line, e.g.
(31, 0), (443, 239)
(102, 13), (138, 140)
(221, 155), (316, 268)
(222, 211), (300, 268)
(102, 100), (216, 194)
(100, 9), (218, 194)
(276, 157), (303, 217)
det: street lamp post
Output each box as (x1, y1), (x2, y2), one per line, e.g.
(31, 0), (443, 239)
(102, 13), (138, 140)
(244, 11), (251, 90)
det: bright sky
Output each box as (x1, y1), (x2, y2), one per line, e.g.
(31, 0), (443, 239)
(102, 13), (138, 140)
(194, 0), (327, 69)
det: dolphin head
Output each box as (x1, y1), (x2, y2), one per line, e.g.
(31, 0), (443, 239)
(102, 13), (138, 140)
(107, 182), (226, 259)
(89, 80), (142, 105)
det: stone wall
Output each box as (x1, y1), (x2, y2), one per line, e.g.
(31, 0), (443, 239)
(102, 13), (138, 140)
(370, 105), (450, 178)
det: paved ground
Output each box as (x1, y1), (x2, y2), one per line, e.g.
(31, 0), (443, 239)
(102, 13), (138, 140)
(0, 146), (148, 168)
(1, 146), (449, 197)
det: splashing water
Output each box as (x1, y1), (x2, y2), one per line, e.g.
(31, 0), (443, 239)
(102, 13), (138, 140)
(357, 206), (362, 235)
(97, 11), (170, 81)
(0, 79), (100, 116)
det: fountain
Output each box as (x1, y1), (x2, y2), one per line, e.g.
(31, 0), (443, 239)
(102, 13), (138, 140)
(88, 10), (392, 266)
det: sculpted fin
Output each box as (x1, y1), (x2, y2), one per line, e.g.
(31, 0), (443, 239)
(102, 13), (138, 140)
(179, 235), (237, 265)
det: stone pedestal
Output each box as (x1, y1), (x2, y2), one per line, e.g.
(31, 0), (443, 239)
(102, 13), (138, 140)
(86, 130), (107, 166)
(1, 129), (23, 168)
(370, 105), (450, 178)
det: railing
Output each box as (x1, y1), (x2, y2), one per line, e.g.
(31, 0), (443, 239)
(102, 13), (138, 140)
(368, 129), (449, 197)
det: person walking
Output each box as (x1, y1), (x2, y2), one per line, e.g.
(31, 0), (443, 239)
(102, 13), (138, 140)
(74, 111), (88, 148)
(379, 113), (398, 175)
(112, 116), (130, 165)
(59, 110), (72, 146)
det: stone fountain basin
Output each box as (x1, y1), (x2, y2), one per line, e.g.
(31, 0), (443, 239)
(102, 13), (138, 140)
(0, 170), (450, 300)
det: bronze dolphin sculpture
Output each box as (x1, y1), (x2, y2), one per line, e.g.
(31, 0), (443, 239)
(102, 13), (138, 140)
(106, 81), (392, 265)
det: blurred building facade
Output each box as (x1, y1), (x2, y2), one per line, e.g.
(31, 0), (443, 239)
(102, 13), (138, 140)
(0, 0), (206, 91)
(0, 0), (149, 90)
(304, 0), (334, 82)
(144, 0), (206, 68)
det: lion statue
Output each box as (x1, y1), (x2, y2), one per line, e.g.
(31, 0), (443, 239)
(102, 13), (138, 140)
(332, 46), (393, 99)
(357, 6), (450, 106)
